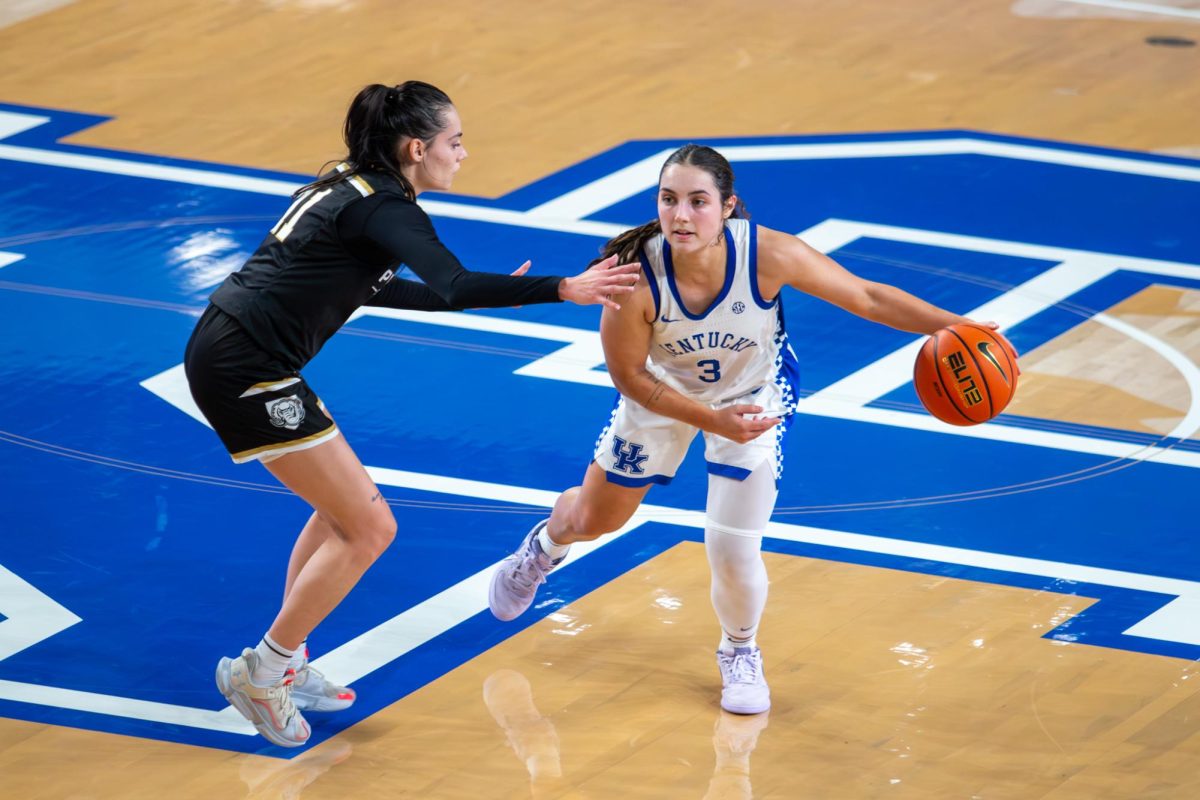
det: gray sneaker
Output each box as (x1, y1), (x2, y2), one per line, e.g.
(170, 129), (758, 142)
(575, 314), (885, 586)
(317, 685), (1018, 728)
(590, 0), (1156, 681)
(716, 647), (770, 715)
(216, 647), (311, 748)
(488, 520), (566, 621)
(291, 661), (356, 713)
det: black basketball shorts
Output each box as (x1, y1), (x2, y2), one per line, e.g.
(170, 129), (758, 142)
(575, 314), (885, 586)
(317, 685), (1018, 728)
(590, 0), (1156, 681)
(184, 305), (338, 463)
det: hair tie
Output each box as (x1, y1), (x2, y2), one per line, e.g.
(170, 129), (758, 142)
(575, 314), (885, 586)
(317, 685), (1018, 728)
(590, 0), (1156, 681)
(384, 87), (400, 106)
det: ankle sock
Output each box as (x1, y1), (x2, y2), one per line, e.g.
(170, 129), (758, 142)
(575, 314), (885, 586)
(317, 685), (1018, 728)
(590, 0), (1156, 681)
(251, 634), (295, 686)
(537, 524), (571, 562)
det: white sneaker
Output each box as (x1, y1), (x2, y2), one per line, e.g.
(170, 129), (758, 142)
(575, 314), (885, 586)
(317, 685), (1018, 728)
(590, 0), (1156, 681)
(716, 647), (770, 715)
(488, 520), (566, 622)
(291, 661), (356, 712)
(216, 647), (311, 748)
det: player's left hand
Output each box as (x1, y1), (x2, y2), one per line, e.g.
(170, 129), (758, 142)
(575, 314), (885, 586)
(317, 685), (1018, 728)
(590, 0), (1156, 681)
(559, 254), (641, 310)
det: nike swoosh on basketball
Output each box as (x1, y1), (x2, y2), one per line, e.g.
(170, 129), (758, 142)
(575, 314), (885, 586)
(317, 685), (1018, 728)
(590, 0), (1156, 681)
(976, 342), (1010, 383)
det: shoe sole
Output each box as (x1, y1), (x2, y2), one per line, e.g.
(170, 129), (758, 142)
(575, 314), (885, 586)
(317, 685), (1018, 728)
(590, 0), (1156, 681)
(720, 697), (771, 715)
(215, 657), (309, 748)
(293, 693), (355, 713)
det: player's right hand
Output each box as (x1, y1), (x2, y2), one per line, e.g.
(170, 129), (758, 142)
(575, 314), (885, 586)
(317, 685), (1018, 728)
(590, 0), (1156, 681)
(710, 404), (781, 444)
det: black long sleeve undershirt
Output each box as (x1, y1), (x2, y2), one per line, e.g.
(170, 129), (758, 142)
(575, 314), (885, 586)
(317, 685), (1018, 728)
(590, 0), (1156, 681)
(364, 277), (456, 311)
(340, 193), (565, 310)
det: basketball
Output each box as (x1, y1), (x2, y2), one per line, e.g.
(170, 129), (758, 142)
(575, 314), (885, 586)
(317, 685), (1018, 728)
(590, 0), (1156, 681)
(913, 323), (1019, 425)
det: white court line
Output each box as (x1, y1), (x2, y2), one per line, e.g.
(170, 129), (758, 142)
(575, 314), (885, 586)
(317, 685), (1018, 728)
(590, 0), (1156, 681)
(0, 679), (254, 734)
(0, 111), (50, 140)
(1057, 0), (1200, 20)
(0, 1), (75, 30)
(528, 140), (1200, 220)
(4, 109), (1199, 236)
(797, 218), (1200, 445)
(0, 564), (81, 662)
(8, 463), (1195, 735)
(0, 139), (626, 239)
(1093, 312), (1200, 440)
(0, 110), (624, 239)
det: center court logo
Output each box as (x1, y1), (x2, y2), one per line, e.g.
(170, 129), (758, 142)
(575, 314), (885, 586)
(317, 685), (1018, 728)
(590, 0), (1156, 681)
(265, 396), (306, 430)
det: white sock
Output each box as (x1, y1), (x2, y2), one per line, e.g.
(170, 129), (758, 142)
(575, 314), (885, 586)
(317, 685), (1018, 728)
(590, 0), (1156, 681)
(288, 639), (309, 672)
(719, 629), (758, 654)
(251, 634), (295, 686)
(537, 524), (570, 562)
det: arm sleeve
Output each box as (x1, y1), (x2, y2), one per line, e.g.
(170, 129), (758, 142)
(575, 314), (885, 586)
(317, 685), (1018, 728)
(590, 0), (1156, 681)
(340, 194), (566, 309)
(363, 277), (456, 311)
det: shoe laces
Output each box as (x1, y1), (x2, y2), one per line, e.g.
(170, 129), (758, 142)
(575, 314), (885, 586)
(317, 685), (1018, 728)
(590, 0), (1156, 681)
(506, 541), (551, 591)
(726, 651), (762, 685)
(268, 669), (299, 723)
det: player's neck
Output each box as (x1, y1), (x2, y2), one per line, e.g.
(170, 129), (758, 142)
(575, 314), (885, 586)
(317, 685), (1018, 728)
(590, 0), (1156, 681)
(671, 237), (727, 279)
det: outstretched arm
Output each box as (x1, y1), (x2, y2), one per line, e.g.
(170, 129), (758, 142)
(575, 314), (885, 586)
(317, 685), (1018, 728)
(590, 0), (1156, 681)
(344, 195), (638, 310)
(756, 226), (978, 335)
(601, 286), (779, 444)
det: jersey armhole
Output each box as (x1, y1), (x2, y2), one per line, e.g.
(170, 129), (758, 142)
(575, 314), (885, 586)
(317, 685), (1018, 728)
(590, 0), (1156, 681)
(748, 223), (777, 309)
(638, 248), (661, 320)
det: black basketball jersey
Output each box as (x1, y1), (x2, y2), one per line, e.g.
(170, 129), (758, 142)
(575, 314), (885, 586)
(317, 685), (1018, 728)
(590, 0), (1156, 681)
(210, 164), (563, 370)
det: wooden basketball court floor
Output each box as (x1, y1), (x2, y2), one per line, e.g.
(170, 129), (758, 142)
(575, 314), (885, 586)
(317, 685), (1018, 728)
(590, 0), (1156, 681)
(1, 1), (1199, 798)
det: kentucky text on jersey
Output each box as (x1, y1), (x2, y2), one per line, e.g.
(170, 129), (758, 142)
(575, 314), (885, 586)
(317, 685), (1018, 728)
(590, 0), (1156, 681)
(658, 331), (760, 356)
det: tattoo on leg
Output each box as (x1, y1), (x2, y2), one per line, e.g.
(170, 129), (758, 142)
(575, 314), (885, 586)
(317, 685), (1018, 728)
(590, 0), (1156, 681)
(370, 491), (381, 503)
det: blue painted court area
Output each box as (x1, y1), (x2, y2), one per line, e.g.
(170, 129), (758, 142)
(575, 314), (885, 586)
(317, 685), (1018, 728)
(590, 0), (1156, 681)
(0, 103), (1198, 755)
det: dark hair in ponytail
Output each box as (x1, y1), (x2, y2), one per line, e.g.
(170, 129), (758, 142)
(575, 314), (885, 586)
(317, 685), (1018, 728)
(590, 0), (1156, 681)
(598, 143), (749, 263)
(300, 81), (454, 199)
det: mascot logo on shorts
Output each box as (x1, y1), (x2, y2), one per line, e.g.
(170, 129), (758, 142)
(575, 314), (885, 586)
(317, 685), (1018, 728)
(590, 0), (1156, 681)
(612, 436), (649, 474)
(265, 396), (306, 431)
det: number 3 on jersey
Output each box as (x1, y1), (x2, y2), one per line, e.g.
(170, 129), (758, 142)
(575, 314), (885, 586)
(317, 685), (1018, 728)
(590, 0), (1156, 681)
(697, 358), (721, 383)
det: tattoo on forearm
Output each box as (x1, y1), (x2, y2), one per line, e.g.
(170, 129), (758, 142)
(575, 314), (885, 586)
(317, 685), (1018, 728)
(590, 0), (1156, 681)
(646, 378), (666, 409)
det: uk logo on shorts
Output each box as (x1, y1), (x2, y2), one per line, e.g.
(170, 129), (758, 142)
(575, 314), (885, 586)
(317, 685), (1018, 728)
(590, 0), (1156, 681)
(612, 436), (649, 474)
(265, 395), (306, 430)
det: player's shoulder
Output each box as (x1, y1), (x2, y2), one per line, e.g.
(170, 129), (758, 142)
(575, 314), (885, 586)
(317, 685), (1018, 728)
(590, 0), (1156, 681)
(604, 270), (656, 327)
(753, 224), (805, 264)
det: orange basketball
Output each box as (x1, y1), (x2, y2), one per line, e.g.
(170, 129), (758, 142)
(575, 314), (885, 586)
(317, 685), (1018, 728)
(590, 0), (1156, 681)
(913, 323), (1019, 425)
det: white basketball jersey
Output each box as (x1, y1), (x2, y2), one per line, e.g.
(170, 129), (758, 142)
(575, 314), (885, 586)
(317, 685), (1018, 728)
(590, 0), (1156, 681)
(640, 219), (799, 407)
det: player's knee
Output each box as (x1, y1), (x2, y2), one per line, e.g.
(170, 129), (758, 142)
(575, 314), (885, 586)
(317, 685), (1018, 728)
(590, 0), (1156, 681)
(706, 525), (766, 583)
(366, 510), (397, 558)
(570, 503), (626, 540)
(710, 551), (762, 585)
(347, 505), (396, 561)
